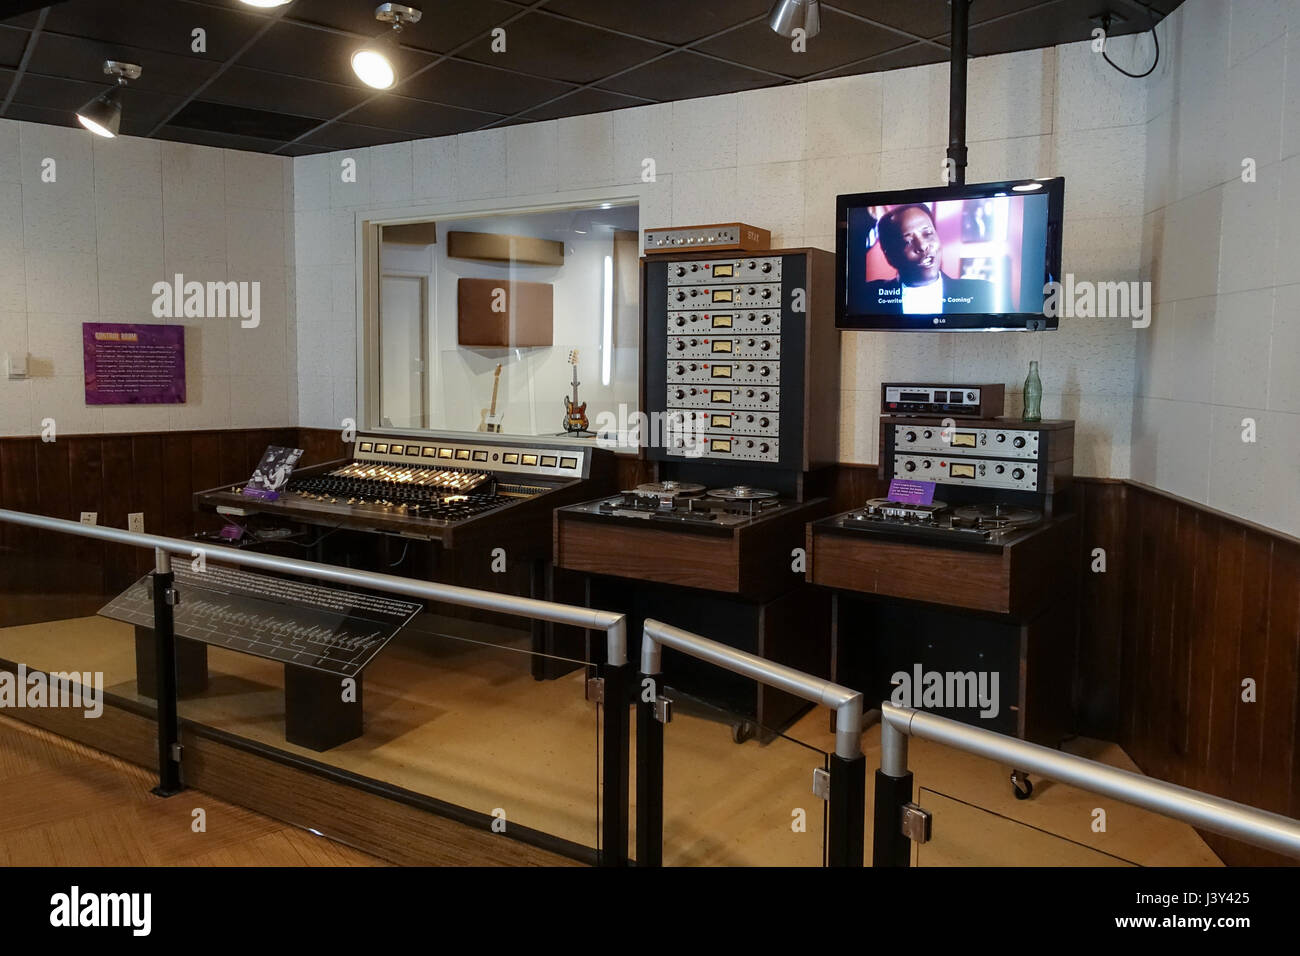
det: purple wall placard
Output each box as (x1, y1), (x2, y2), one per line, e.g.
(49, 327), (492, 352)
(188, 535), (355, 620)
(887, 479), (936, 505)
(83, 323), (186, 405)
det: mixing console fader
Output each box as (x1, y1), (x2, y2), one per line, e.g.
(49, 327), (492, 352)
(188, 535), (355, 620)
(642, 247), (839, 474)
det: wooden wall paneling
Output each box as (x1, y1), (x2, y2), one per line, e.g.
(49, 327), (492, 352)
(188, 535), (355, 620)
(0, 440), (38, 550)
(1231, 531), (1273, 808)
(1185, 508), (1220, 795)
(160, 434), (193, 539)
(131, 434), (165, 575)
(100, 437), (136, 595)
(1074, 481), (1126, 739)
(1264, 542), (1300, 818)
(189, 432), (223, 536)
(35, 437), (72, 563)
(1204, 525), (1246, 799)
(65, 437), (106, 589)
(1146, 494), (1178, 783)
(1166, 500), (1198, 787)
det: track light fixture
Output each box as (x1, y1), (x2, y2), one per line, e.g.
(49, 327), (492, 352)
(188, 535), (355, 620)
(238, 0), (293, 7)
(76, 60), (142, 138)
(352, 3), (422, 91)
(767, 0), (821, 39)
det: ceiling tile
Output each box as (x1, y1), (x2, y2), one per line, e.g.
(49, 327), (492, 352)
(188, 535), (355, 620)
(599, 50), (779, 102)
(693, 9), (913, 79)
(156, 123), (287, 153)
(266, 0), (523, 55)
(517, 87), (652, 122)
(297, 121), (418, 149)
(816, 41), (947, 79)
(456, 11), (668, 84)
(3, 7), (51, 29)
(399, 58), (579, 116)
(239, 19), (435, 86)
(202, 67), (369, 120)
(276, 141), (333, 157)
(169, 99), (320, 141)
(25, 32), (223, 97)
(44, 0), (266, 63)
(543, 0), (771, 46)
(0, 25), (28, 69)
(343, 94), (500, 137)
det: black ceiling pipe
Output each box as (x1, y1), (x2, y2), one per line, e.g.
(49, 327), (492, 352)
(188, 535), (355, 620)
(947, 0), (971, 186)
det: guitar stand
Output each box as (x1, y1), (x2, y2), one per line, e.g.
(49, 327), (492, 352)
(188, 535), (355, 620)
(556, 429), (596, 438)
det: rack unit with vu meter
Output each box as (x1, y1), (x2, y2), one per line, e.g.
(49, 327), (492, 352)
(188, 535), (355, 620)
(555, 246), (840, 737)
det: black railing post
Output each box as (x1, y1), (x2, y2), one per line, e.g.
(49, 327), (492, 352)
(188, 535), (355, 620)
(151, 548), (183, 796)
(828, 753), (866, 866)
(598, 660), (630, 866)
(635, 669), (664, 866)
(872, 768), (913, 866)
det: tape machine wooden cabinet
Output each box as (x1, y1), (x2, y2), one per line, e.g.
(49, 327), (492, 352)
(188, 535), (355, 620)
(554, 246), (840, 736)
(809, 415), (1079, 772)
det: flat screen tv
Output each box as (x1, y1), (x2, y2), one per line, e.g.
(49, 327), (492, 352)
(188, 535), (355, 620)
(835, 178), (1065, 331)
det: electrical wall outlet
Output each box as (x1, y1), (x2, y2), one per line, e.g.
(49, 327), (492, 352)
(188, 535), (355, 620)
(80, 512), (97, 525)
(4, 352), (28, 380)
(127, 512), (144, 534)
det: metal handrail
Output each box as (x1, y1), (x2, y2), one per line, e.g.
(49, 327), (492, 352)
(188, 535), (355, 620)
(642, 618), (863, 760)
(0, 508), (627, 665)
(880, 701), (1300, 860)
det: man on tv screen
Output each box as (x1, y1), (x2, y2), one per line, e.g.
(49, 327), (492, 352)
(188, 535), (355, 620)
(864, 204), (994, 315)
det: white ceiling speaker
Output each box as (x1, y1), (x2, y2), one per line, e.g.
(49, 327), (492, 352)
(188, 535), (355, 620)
(352, 3), (422, 91)
(767, 0), (821, 39)
(76, 60), (142, 138)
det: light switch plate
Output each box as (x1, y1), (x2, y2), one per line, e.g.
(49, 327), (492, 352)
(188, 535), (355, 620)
(127, 512), (144, 534)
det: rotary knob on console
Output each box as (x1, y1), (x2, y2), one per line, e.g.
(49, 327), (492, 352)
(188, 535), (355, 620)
(904, 461), (917, 472)
(675, 266), (686, 277)
(759, 417), (770, 428)
(675, 316), (686, 326)
(760, 289), (772, 299)
(746, 364), (755, 372)
(905, 430), (917, 442)
(674, 389), (685, 400)
(746, 338), (755, 347)
(760, 340), (771, 351)
(760, 315), (772, 325)
(675, 365), (685, 375)
(675, 291), (686, 302)
(689, 338), (698, 347)
(759, 443), (770, 453)
(674, 340), (685, 350)
(1013, 468), (1025, 480)
(760, 366), (770, 376)
(761, 262), (772, 273)
(760, 391), (770, 402)
(1013, 436), (1027, 448)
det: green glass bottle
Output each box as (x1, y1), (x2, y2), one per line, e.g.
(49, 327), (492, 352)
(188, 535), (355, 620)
(1023, 360), (1042, 422)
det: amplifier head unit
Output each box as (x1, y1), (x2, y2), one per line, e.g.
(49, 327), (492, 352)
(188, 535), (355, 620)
(881, 383), (1005, 418)
(644, 222), (771, 254)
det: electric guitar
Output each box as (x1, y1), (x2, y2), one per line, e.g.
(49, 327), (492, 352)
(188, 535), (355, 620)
(478, 363), (504, 433)
(562, 349), (589, 433)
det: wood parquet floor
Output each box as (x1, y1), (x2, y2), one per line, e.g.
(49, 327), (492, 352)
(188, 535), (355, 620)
(0, 713), (386, 866)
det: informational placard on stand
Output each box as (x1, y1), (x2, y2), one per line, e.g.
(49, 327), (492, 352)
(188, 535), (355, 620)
(99, 565), (422, 677)
(83, 322), (186, 405)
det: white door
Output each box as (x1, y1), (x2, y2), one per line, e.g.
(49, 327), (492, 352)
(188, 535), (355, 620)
(379, 274), (427, 428)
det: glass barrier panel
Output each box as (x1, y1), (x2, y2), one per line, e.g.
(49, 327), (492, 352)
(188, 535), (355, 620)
(0, 519), (138, 718)
(654, 686), (829, 867)
(107, 560), (606, 861)
(913, 786), (1138, 866)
